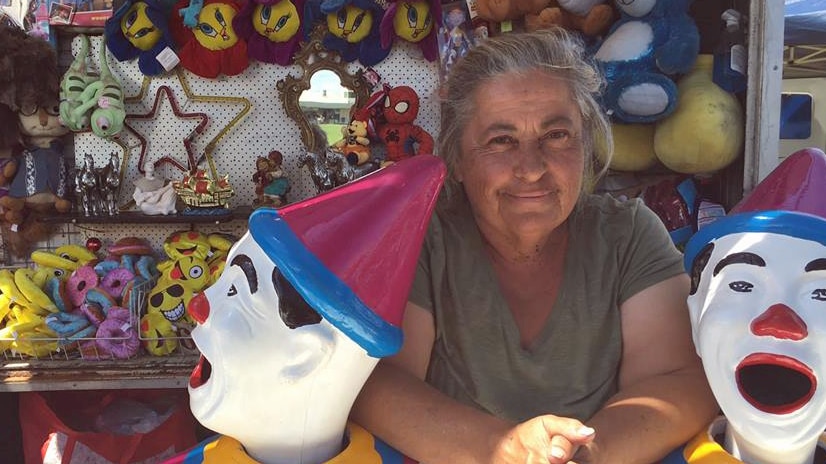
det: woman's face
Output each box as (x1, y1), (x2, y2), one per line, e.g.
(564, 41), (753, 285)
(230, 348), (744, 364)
(457, 70), (585, 244)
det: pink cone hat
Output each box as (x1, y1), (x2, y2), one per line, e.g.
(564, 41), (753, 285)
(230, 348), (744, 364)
(249, 155), (445, 356)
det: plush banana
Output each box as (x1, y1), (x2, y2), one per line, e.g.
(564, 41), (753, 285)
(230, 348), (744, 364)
(55, 244), (98, 265)
(0, 294), (12, 322)
(31, 250), (81, 272)
(14, 268), (58, 313)
(12, 330), (59, 357)
(0, 319), (43, 352)
(0, 269), (32, 306)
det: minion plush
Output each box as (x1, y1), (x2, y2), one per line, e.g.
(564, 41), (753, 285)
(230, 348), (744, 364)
(105, 0), (176, 76)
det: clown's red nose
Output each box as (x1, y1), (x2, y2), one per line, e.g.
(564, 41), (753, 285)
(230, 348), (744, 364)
(750, 303), (808, 341)
(188, 292), (210, 324)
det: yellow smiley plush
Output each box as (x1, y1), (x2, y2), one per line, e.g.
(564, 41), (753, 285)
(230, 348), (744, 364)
(253, 0), (300, 42)
(120, 1), (163, 51)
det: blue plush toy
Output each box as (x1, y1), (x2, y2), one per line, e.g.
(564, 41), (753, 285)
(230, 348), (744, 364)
(593, 0), (699, 124)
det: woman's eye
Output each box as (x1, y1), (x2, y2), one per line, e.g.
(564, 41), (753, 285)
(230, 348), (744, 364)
(227, 284), (237, 297)
(488, 135), (516, 146)
(729, 281), (754, 293)
(539, 130), (572, 149)
(812, 289), (826, 301)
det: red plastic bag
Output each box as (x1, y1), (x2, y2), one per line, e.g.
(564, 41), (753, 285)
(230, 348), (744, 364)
(20, 389), (197, 464)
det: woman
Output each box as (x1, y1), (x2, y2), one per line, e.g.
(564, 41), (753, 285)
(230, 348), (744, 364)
(351, 28), (718, 463)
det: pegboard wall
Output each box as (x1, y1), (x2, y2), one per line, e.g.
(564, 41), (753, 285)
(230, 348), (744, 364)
(67, 34), (441, 251)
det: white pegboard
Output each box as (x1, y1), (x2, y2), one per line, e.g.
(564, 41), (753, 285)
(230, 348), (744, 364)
(70, 34), (441, 249)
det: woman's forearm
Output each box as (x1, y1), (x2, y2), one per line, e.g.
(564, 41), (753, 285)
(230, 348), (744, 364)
(585, 365), (719, 464)
(351, 361), (513, 464)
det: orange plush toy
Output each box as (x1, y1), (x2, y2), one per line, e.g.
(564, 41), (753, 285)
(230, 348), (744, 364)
(524, 0), (614, 37)
(375, 85), (434, 166)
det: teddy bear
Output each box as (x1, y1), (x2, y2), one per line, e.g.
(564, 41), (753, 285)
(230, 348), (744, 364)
(592, 0), (699, 124)
(332, 119), (372, 166)
(524, 0), (615, 37)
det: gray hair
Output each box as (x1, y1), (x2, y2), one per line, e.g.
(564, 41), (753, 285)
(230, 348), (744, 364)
(438, 27), (613, 200)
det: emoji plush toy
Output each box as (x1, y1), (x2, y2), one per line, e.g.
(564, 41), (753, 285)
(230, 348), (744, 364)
(170, 0), (249, 78)
(303, 0), (390, 66)
(593, 0), (699, 123)
(374, 84), (434, 165)
(232, 0), (305, 65)
(105, 0), (176, 76)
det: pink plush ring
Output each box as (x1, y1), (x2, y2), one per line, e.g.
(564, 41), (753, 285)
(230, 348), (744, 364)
(67, 265), (99, 308)
(100, 268), (135, 303)
(96, 318), (140, 359)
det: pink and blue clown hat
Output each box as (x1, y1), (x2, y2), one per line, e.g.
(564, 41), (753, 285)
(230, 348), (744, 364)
(248, 155), (445, 357)
(684, 148), (826, 272)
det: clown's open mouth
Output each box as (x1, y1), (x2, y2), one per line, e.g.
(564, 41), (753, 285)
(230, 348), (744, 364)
(736, 353), (815, 414)
(190, 355), (212, 389)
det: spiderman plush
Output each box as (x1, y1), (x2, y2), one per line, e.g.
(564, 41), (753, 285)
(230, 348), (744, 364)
(375, 85), (434, 164)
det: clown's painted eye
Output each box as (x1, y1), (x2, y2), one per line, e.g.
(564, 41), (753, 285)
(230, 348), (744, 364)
(813, 289), (826, 301)
(729, 281), (753, 293)
(227, 284), (237, 296)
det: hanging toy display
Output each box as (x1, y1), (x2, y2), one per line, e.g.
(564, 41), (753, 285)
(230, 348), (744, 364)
(380, 0), (441, 62)
(232, 0), (305, 65)
(170, 0), (249, 78)
(303, 0), (390, 66)
(104, 0), (177, 76)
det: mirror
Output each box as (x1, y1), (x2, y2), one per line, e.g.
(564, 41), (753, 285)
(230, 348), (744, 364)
(277, 26), (371, 154)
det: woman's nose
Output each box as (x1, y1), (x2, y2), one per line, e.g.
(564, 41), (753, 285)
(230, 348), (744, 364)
(514, 143), (546, 181)
(750, 303), (808, 341)
(188, 292), (210, 324)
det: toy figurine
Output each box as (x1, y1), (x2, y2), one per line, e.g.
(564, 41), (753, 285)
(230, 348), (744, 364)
(133, 161), (178, 215)
(164, 156), (445, 464)
(252, 150), (290, 207)
(665, 148), (826, 463)
(331, 119), (371, 166)
(374, 84), (434, 166)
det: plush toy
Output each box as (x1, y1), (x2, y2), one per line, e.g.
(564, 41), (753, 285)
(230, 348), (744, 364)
(331, 118), (371, 165)
(169, 0), (249, 78)
(59, 35), (96, 132)
(524, 0), (615, 37)
(303, 0), (390, 66)
(379, 0), (441, 62)
(68, 36), (127, 139)
(232, 0), (305, 65)
(0, 24), (69, 258)
(104, 0), (177, 76)
(373, 84), (434, 165)
(592, 0), (699, 124)
(474, 0), (548, 22)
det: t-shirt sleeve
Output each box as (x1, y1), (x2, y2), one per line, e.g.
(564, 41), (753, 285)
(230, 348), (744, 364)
(617, 199), (685, 305)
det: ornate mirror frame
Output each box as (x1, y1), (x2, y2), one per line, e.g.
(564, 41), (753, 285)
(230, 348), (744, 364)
(277, 26), (372, 153)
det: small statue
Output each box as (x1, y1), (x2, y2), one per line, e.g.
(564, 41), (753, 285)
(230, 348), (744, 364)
(252, 150), (290, 207)
(133, 161), (178, 215)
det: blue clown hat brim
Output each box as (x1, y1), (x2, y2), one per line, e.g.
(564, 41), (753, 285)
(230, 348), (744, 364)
(683, 210), (826, 272)
(249, 208), (403, 358)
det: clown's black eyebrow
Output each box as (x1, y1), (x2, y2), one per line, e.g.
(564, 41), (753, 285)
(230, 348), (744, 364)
(805, 258), (826, 272)
(713, 252), (766, 276)
(230, 254), (258, 294)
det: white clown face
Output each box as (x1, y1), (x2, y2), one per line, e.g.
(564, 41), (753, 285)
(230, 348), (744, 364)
(186, 231), (375, 439)
(688, 232), (826, 448)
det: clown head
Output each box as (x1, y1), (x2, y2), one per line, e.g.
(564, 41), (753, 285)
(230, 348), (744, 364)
(185, 156), (445, 463)
(684, 148), (826, 462)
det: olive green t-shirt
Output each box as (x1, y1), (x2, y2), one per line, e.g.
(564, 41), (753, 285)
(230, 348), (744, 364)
(408, 193), (685, 423)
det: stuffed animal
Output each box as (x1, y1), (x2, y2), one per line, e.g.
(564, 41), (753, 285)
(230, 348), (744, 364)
(104, 0), (177, 76)
(374, 85), (434, 165)
(303, 0), (390, 66)
(332, 119), (371, 166)
(379, 0), (441, 62)
(524, 0), (615, 37)
(475, 0), (549, 22)
(232, 0), (305, 65)
(592, 0), (699, 124)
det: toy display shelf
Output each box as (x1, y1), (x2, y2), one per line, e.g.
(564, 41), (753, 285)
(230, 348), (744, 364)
(38, 206), (254, 225)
